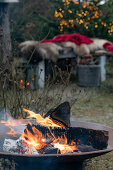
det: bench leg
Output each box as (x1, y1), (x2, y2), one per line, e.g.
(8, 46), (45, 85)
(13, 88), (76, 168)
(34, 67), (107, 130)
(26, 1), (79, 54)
(99, 55), (106, 82)
(36, 60), (45, 89)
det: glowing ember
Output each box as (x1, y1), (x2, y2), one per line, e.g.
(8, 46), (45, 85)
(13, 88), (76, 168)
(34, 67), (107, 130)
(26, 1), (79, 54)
(53, 143), (77, 154)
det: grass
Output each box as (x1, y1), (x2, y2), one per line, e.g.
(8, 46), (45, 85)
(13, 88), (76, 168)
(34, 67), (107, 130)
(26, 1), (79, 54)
(71, 83), (113, 169)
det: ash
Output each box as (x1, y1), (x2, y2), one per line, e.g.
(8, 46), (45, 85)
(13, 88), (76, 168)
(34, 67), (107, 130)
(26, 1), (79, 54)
(3, 139), (39, 155)
(3, 138), (59, 155)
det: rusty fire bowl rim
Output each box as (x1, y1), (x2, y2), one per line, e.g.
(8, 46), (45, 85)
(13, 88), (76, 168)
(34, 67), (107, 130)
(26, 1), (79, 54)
(0, 120), (113, 161)
(0, 147), (112, 162)
(0, 146), (113, 157)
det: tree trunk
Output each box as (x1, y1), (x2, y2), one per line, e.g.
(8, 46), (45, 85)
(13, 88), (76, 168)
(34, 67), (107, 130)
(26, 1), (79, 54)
(0, 3), (12, 72)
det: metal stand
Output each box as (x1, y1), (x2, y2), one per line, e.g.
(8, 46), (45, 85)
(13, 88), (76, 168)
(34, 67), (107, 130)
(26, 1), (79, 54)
(15, 159), (85, 170)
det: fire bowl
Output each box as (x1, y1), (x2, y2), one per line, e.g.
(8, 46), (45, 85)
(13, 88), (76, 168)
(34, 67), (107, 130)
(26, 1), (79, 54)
(0, 120), (113, 170)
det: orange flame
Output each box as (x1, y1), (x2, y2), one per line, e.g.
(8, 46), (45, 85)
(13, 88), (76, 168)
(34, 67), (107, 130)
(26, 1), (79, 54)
(7, 127), (18, 137)
(21, 124), (48, 152)
(23, 108), (65, 127)
(0, 113), (26, 127)
(48, 127), (78, 154)
(1, 117), (25, 127)
(0, 113), (26, 137)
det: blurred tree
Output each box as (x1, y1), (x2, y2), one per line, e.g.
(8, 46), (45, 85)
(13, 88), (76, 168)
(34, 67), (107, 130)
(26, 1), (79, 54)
(9, 0), (61, 58)
(9, 0), (58, 43)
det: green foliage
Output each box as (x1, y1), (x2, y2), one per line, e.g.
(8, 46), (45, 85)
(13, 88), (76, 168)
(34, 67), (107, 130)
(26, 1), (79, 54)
(49, 0), (113, 41)
(100, 0), (113, 41)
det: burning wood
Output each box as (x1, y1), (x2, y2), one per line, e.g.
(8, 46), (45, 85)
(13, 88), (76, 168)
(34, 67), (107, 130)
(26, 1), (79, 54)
(44, 102), (71, 127)
(19, 122), (78, 154)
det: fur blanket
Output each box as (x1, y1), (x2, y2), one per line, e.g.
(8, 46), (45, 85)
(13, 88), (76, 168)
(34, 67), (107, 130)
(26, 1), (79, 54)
(19, 34), (112, 64)
(19, 41), (64, 64)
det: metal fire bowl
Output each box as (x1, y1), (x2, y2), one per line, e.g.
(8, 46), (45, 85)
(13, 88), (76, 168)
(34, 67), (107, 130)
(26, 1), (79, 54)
(0, 120), (113, 163)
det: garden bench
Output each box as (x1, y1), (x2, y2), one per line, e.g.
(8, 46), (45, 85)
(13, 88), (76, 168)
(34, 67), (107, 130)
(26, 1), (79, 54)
(26, 50), (112, 89)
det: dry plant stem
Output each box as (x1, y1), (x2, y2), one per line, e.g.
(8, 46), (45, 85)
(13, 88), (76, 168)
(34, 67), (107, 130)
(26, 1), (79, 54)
(0, 56), (89, 118)
(22, 48), (36, 73)
(2, 88), (6, 110)
(58, 67), (72, 85)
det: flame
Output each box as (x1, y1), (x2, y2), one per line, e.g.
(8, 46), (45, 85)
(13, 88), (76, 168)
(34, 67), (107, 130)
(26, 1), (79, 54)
(0, 112), (26, 127)
(1, 117), (25, 127)
(21, 124), (49, 154)
(23, 108), (65, 127)
(48, 127), (78, 154)
(52, 137), (77, 154)
(0, 113), (26, 137)
(7, 127), (18, 137)
(1, 109), (78, 154)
